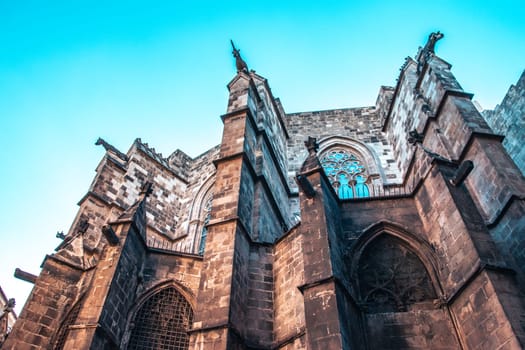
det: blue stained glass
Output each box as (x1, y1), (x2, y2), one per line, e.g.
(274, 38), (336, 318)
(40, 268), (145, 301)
(355, 175), (369, 198)
(320, 149), (369, 199)
(338, 173), (353, 199)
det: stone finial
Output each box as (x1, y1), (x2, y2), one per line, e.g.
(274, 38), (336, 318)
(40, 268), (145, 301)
(304, 136), (319, 155)
(417, 31), (444, 74)
(231, 40), (248, 73)
(299, 137), (321, 174)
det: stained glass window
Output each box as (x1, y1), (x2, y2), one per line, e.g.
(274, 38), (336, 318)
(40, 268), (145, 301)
(320, 149), (369, 199)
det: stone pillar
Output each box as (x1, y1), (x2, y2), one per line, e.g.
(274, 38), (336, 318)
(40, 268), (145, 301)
(296, 139), (345, 349)
(190, 72), (258, 349)
(61, 195), (148, 349)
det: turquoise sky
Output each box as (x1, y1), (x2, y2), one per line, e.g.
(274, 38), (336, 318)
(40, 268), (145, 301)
(1, 1), (524, 312)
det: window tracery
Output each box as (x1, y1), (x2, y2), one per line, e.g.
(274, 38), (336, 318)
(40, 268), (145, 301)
(320, 149), (370, 199)
(128, 287), (193, 350)
(357, 235), (436, 313)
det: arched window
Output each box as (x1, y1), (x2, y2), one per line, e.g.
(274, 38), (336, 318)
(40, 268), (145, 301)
(128, 287), (193, 350)
(357, 235), (436, 313)
(198, 195), (213, 255)
(320, 149), (369, 199)
(53, 300), (82, 350)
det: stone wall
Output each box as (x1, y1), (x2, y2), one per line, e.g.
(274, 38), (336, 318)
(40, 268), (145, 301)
(245, 244), (274, 347)
(273, 228), (306, 347)
(2, 257), (84, 349)
(366, 310), (459, 349)
(88, 138), (220, 254)
(286, 107), (401, 189)
(7, 36), (525, 350)
(483, 70), (525, 175)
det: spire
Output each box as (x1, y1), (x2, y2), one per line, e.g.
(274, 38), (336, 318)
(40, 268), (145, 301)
(230, 40), (248, 73)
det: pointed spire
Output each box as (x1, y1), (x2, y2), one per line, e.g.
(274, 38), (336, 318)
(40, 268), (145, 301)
(231, 40), (249, 73)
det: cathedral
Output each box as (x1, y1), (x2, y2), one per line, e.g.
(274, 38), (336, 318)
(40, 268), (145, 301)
(4, 33), (525, 349)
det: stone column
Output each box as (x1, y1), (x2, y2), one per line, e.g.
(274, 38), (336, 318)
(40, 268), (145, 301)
(296, 139), (345, 349)
(190, 72), (258, 349)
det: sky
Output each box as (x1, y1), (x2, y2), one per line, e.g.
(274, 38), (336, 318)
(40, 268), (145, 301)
(0, 1), (524, 313)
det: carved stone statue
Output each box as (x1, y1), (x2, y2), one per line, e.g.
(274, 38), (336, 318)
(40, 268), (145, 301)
(424, 31), (444, 54)
(417, 31), (444, 74)
(230, 40), (248, 73)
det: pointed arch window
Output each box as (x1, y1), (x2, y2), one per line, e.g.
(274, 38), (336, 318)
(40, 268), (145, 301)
(357, 235), (436, 313)
(53, 300), (83, 350)
(320, 149), (370, 199)
(198, 195), (213, 255)
(128, 287), (193, 350)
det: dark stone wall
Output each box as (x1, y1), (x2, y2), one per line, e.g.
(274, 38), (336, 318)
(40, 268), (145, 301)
(229, 226), (250, 342)
(96, 225), (145, 347)
(245, 244), (274, 347)
(488, 199), (525, 285)
(340, 196), (461, 349)
(450, 269), (525, 349)
(483, 70), (525, 175)
(335, 284), (364, 350)
(365, 309), (459, 349)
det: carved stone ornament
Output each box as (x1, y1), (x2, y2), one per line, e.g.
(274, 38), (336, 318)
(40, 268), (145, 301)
(230, 40), (248, 73)
(417, 31), (444, 74)
(357, 235), (436, 312)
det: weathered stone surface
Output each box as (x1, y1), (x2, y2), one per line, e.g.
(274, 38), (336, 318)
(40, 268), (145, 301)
(483, 70), (525, 175)
(6, 35), (525, 350)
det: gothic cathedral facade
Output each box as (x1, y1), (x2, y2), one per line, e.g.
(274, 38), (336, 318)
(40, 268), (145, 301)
(5, 33), (525, 349)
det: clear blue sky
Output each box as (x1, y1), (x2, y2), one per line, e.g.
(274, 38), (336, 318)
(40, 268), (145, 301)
(1, 1), (524, 312)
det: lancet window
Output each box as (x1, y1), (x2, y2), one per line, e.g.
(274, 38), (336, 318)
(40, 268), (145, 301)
(320, 149), (370, 199)
(198, 195), (213, 255)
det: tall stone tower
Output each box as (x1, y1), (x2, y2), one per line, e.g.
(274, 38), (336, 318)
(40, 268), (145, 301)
(5, 34), (525, 349)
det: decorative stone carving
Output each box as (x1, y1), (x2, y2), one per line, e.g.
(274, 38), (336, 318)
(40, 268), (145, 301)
(231, 40), (248, 73)
(417, 31), (444, 74)
(357, 235), (436, 312)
